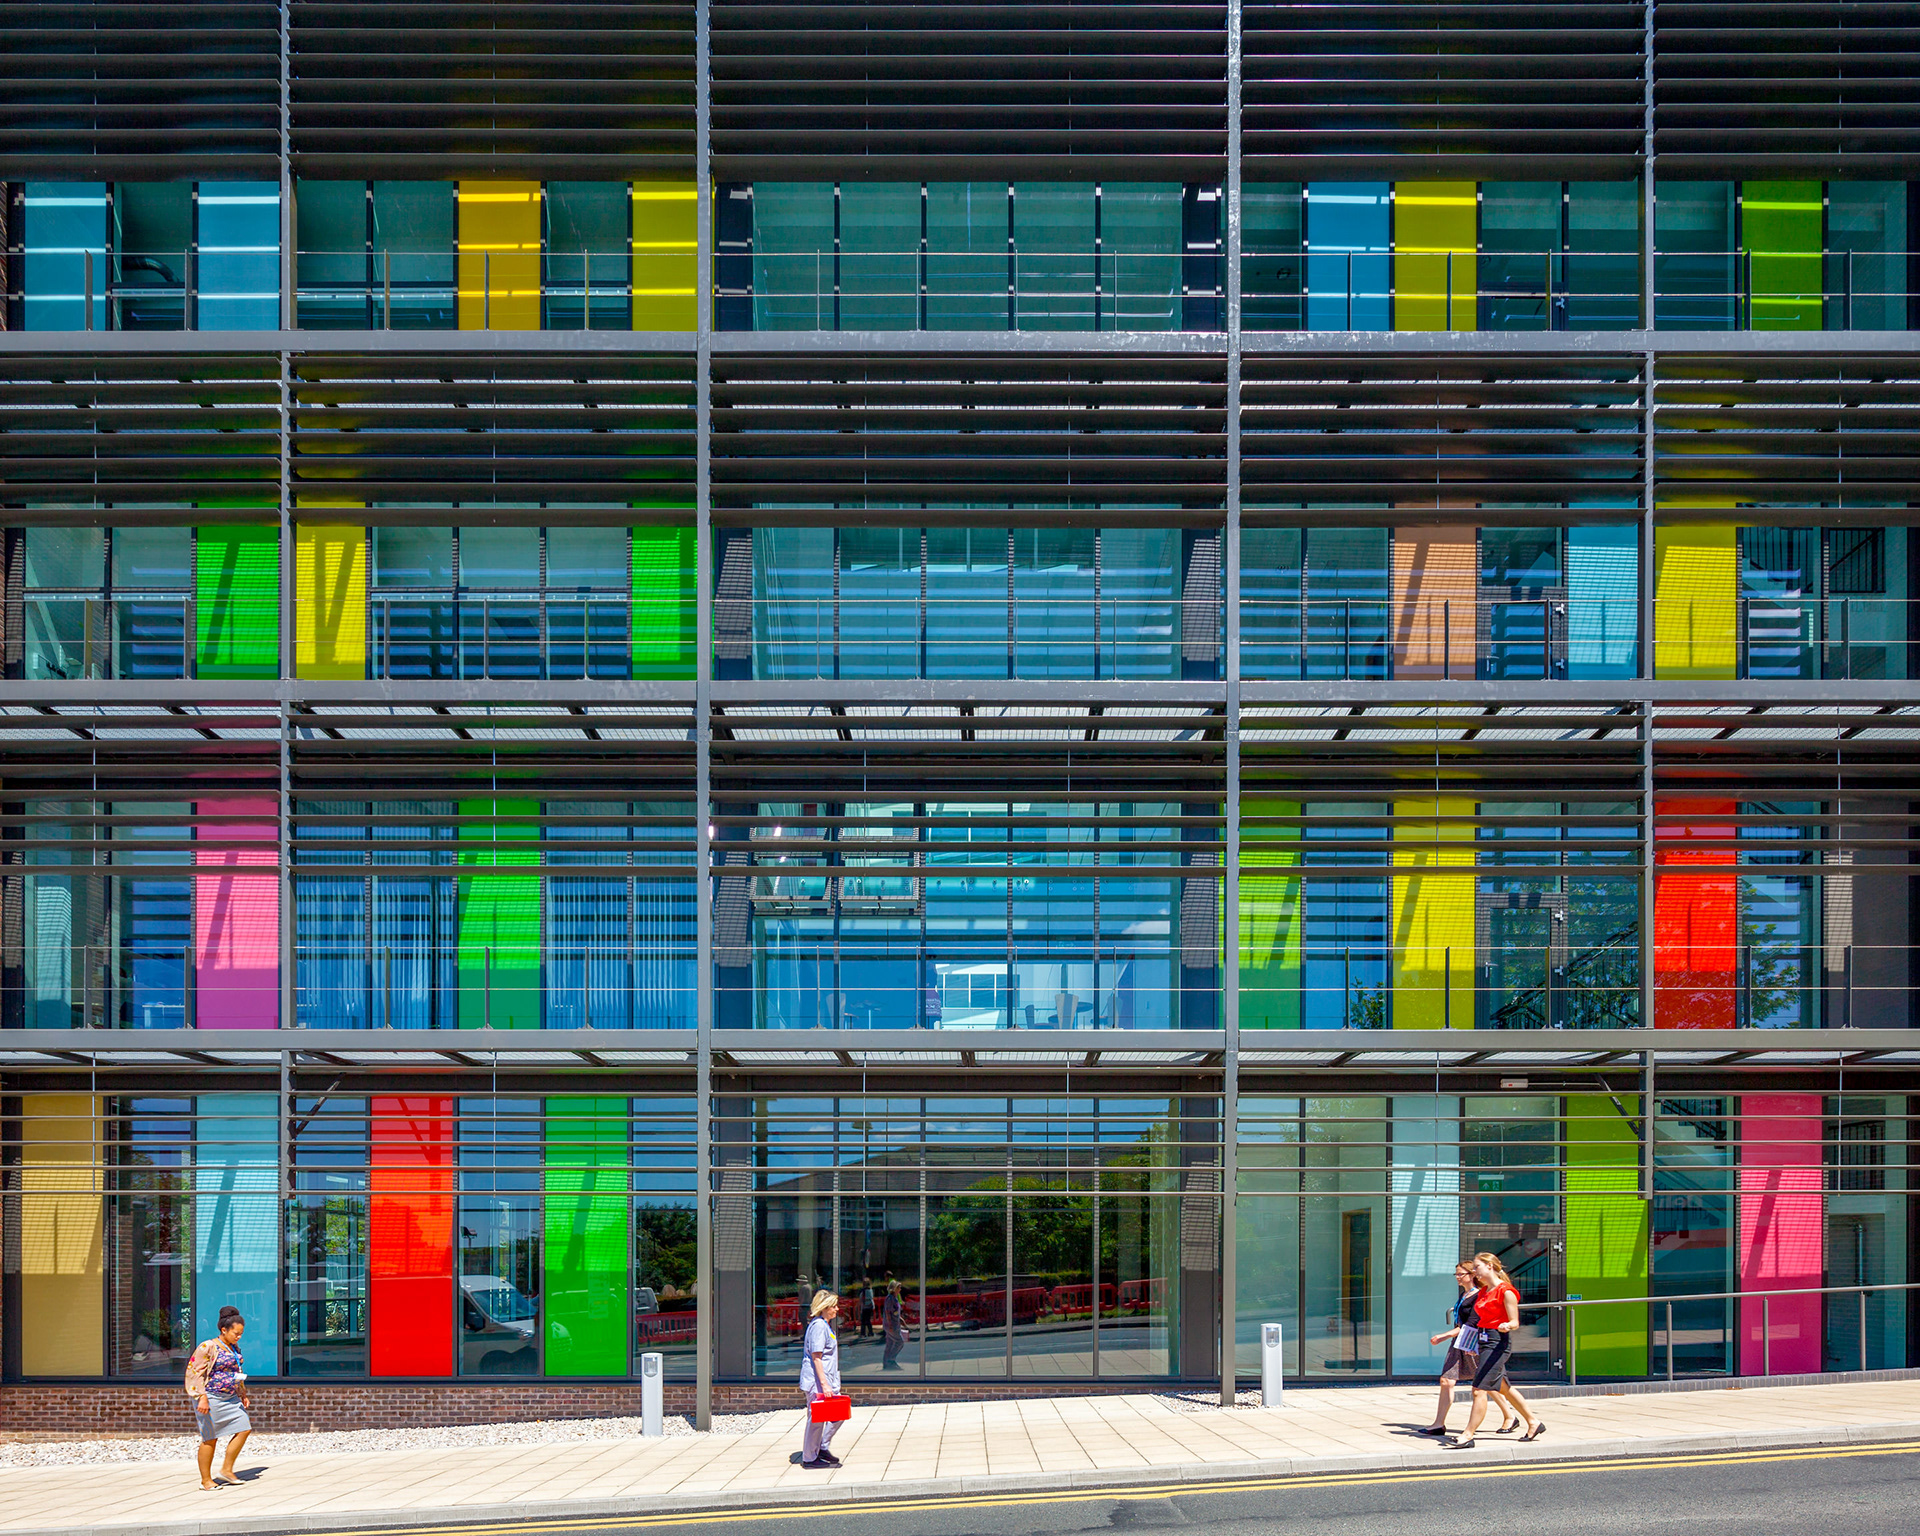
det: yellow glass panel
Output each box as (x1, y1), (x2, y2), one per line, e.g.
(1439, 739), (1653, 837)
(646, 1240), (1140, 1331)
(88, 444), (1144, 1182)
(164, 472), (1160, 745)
(1391, 797), (1475, 1029)
(295, 521), (367, 679)
(632, 181), (697, 331)
(1394, 181), (1477, 331)
(1654, 524), (1737, 679)
(458, 181), (543, 330)
(22, 1094), (103, 1376)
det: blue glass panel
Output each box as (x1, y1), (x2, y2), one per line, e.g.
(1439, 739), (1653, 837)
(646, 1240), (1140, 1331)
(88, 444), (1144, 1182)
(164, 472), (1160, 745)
(1305, 183), (1390, 331)
(126, 880), (191, 1029)
(24, 183), (108, 329)
(195, 1094), (281, 1374)
(296, 877), (368, 1028)
(838, 527), (921, 678)
(1566, 524), (1639, 678)
(926, 526), (1008, 678)
(197, 183), (281, 330)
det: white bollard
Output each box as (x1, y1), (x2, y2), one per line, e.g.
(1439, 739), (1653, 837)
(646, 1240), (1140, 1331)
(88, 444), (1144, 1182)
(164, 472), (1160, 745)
(641, 1351), (663, 1436)
(1261, 1323), (1284, 1407)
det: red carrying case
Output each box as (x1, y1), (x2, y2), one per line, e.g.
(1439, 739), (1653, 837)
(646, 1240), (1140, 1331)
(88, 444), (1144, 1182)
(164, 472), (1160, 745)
(809, 1394), (852, 1423)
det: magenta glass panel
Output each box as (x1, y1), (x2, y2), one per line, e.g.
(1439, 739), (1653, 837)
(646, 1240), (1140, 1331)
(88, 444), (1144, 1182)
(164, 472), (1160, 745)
(1738, 1093), (1823, 1374)
(194, 796), (279, 1029)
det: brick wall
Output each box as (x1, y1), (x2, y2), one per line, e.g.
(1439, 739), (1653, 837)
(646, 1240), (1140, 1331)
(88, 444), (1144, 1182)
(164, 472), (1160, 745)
(0, 1378), (1201, 1440)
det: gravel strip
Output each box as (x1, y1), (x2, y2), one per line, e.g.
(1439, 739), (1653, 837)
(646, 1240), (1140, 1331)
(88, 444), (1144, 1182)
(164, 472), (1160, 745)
(0, 1409), (797, 1469)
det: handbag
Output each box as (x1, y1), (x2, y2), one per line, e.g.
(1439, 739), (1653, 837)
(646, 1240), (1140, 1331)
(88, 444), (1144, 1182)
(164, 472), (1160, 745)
(809, 1394), (852, 1423)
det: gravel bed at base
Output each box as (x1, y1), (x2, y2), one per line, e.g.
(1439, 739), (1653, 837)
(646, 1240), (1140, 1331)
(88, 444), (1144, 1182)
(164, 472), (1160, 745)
(1159, 1389), (1275, 1412)
(0, 1409), (796, 1469)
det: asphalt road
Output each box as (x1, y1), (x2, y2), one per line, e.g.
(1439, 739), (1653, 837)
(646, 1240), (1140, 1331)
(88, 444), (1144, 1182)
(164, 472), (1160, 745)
(306, 1440), (1920, 1536)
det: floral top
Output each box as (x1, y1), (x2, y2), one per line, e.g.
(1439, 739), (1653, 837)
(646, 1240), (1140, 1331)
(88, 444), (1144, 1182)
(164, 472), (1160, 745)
(206, 1341), (245, 1399)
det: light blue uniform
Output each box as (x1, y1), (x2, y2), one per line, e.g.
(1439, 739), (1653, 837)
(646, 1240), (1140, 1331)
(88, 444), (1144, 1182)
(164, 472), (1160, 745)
(800, 1314), (842, 1462)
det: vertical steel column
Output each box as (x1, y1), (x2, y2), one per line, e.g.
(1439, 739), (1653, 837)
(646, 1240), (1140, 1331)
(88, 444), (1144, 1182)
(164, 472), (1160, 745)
(1639, 7), (1658, 1032)
(279, 0), (293, 331)
(693, 0), (716, 1434)
(278, 364), (295, 1031)
(1219, 0), (1243, 1411)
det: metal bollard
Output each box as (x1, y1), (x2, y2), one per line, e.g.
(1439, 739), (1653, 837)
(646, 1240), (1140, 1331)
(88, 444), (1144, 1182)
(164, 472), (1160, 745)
(1261, 1322), (1284, 1407)
(641, 1351), (663, 1436)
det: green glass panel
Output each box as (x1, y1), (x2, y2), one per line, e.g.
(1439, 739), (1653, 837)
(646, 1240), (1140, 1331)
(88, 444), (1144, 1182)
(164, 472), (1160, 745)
(631, 526), (695, 678)
(1743, 180), (1823, 331)
(458, 798), (542, 1028)
(195, 524), (280, 678)
(544, 1095), (630, 1376)
(1565, 1093), (1650, 1375)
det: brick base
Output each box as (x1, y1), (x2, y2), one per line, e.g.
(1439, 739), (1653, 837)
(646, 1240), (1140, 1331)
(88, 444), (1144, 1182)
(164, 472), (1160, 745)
(0, 1379), (1213, 1440)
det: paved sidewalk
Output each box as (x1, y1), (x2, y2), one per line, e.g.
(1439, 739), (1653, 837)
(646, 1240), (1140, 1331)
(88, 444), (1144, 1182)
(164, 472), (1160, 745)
(4, 1377), (1919, 1536)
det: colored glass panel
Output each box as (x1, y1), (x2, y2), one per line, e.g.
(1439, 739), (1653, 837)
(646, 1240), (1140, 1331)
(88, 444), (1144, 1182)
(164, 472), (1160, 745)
(1390, 526), (1475, 678)
(194, 1093), (280, 1373)
(632, 182), (697, 331)
(543, 1097), (630, 1376)
(1655, 798), (1738, 1028)
(458, 799), (542, 1029)
(1567, 524), (1639, 678)
(1739, 1093), (1823, 1374)
(295, 522), (367, 679)
(458, 182), (541, 330)
(1305, 182), (1389, 331)
(195, 524), (280, 679)
(1655, 525), (1737, 679)
(194, 797), (279, 1029)
(23, 183), (107, 330)
(1240, 798), (1301, 1029)
(20, 1094), (104, 1375)
(196, 182), (281, 330)
(1565, 1094), (1650, 1376)
(1389, 1095), (1461, 1374)
(631, 526), (696, 678)
(1391, 797), (1475, 1029)
(370, 1095), (455, 1377)
(1743, 181), (1823, 332)
(1393, 181), (1476, 331)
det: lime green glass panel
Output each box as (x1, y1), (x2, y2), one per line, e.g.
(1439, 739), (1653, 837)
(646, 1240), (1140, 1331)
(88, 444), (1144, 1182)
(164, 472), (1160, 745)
(1743, 181), (1823, 331)
(1565, 1093), (1650, 1376)
(544, 1096), (629, 1376)
(631, 525), (695, 678)
(1241, 799), (1301, 1029)
(458, 798), (541, 1028)
(195, 525), (280, 678)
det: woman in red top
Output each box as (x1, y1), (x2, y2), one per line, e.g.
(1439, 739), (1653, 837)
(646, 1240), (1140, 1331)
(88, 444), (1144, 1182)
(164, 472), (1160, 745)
(1449, 1254), (1543, 1447)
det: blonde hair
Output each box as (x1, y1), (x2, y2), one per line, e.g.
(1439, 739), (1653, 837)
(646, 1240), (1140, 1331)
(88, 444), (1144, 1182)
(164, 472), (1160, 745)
(809, 1288), (839, 1318)
(1470, 1251), (1511, 1285)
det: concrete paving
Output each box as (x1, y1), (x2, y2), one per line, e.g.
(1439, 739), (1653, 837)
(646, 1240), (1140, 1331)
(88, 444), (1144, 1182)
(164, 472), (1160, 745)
(2, 1377), (1918, 1536)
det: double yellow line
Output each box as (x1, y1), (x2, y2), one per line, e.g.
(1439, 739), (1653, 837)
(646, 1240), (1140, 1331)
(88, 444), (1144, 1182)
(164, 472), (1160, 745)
(308, 1438), (1920, 1536)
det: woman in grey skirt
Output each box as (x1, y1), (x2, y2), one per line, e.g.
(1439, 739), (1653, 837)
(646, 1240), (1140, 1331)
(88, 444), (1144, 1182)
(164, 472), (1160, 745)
(184, 1306), (253, 1489)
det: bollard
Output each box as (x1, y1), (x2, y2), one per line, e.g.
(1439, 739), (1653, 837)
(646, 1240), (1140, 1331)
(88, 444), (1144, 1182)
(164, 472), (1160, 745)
(1261, 1322), (1284, 1407)
(641, 1351), (663, 1436)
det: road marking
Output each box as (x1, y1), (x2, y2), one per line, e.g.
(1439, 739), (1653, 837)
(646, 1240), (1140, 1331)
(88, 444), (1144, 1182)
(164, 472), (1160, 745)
(304, 1439), (1920, 1536)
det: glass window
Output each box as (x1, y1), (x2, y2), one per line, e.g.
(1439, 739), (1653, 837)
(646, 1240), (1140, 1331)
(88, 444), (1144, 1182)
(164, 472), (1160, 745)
(1656, 182), (1736, 329)
(839, 182), (920, 331)
(374, 526), (453, 588)
(286, 1096), (369, 1376)
(1242, 184), (1303, 330)
(1301, 1097), (1387, 1376)
(25, 527), (105, 589)
(458, 526), (540, 589)
(112, 527), (191, 589)
(1101, 184), (1182, 332)
(926, 182), (1007, 330)
(459, 1099), (542, 1377)
(295, 180), (369, 329)
(1302, 803), (1388, 1027)
(1653, 1098), (1734, 1373)
(197, 182), (281, 331)
(111, 1097), (194, 1376)
(113, 182), (191, 331)
(1828, 182), (1908, 330)
(1100, 527), (1178, 679)
(1234, 1097), (1301, 1376)
(1304, 528), (1389, 679)
(545, 182), (630, 330)
(752, 526), (836, 678)
(926, 526), (1009, 678)
(1305, 182), (1390, 331)
(752, 182), (836, 330)
(1824, 1095), (1909, 1371)
(1242, 527), (1303, 678)
(370, 182), (456, 329)
(1567, 182), (1641, 329)
(23, 182), (108, 331)
(1480, 181), (1559, 331)
(1481, 528), (1561, 680)
(1013, 183), (1095, 330)
(546, 527), (627, 590)
(838, 526), (921, 679)
(1012, 527), (1097, 677)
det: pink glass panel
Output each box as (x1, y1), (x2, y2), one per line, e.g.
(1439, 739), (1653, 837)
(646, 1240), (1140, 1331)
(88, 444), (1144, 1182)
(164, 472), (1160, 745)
(194, 797), (278, 1029)
(1738, 1093), (1823, 1374)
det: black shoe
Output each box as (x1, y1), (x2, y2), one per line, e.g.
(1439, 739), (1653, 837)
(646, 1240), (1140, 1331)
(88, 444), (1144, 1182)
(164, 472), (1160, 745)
(817, 1450), (842, 1467)
(1415, 1426), (1448, 1437)
(801, 1459), (827, 1470)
